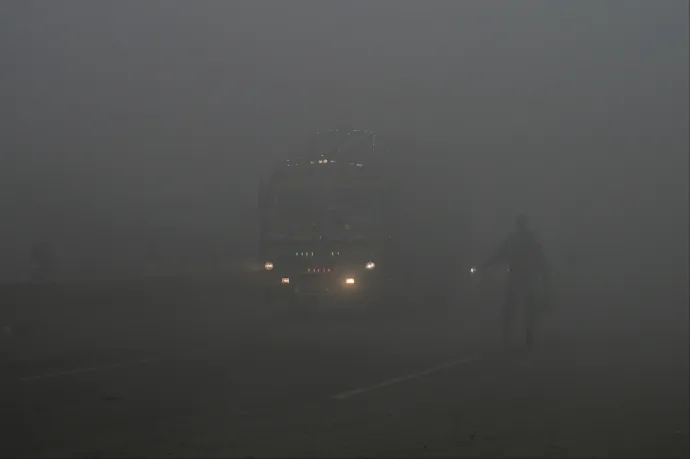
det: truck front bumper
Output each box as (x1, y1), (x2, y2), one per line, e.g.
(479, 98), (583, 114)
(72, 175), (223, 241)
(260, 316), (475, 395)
(263, 271), (383, 298)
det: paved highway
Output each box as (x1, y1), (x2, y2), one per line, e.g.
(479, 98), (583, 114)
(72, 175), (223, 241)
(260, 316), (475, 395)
(1, 281), (688, 458)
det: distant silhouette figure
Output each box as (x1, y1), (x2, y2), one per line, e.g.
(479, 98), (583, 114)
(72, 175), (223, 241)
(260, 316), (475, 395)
(482, 214), (551, 346)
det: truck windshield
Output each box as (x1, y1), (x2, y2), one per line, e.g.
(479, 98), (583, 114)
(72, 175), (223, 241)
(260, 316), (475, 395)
(275, 187), (378, 216)
(264, 185), (382, 238)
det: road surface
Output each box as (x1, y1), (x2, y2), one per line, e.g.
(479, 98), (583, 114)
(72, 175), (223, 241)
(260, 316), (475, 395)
(1, 281), (688, 458)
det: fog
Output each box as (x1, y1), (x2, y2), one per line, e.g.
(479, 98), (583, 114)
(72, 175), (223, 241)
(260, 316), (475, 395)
(1, 1), (686, 278)
(1, 2), (688, 456)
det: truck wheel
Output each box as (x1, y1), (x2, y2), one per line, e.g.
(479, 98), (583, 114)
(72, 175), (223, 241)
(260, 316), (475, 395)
(262, 287), (275, 307)
(283, 295), (314, 321)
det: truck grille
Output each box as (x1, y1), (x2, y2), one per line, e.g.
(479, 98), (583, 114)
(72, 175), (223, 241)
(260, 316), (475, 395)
(298, 272), (335, 294)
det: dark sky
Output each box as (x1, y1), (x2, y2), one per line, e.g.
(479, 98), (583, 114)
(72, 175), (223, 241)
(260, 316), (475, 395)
(1, 1), (687, 279)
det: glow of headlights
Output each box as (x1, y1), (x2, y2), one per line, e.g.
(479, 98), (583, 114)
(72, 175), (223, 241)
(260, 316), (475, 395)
(470, 267), (477, 274)
(365, 261), (375, 270)
(264, 261), (274, 271)
(281, 277), (290, 284)
(345, 277), (355, 285)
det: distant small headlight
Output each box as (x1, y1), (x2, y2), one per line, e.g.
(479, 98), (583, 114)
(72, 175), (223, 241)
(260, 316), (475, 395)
(264, 261), (274, 271)
(345, 277), (356, 285)
(365, 261), (375, 270)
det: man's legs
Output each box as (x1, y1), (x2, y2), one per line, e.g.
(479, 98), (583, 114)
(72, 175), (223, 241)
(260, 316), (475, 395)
(524, 288), (539, 346)
(502, 285), (517, 345)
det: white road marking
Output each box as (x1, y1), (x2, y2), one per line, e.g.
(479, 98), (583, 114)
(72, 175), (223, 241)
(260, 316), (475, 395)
(330, 355), (479, 400)
(18, 351), (201, 382)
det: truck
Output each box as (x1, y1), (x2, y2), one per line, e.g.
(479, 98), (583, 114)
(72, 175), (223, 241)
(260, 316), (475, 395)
(258, 128), (400, 310)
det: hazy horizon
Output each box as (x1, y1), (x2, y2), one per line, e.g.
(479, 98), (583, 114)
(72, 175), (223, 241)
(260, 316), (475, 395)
(1, 1), (687, 282)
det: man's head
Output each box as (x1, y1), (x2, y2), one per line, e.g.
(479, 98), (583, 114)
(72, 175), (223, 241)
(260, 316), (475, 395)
(515, 214), (530, 232)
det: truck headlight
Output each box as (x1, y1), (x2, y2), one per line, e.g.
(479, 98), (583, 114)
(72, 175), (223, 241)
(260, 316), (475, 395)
(345, 277), (356, 285)
(365, 261), (375, 270)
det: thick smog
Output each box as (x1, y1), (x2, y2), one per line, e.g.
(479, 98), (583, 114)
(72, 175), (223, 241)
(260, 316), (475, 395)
(1, 1), (687, 457)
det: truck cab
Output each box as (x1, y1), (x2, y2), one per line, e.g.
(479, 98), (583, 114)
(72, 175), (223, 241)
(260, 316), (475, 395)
(258, 129), (399, 308)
